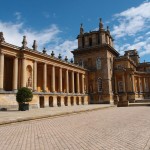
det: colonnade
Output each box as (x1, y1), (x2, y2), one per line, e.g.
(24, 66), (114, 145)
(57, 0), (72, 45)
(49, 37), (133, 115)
(114, 72), (150, 93)
(36, 61), (85, 94)
(0, 54), (86, 94)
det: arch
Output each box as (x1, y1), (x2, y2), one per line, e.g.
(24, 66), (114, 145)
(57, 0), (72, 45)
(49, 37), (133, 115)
(76, 97), (79, 105)
(39, 96), (44, 108)
(81, 97), (84, 105)
(97, 77), (102, 92)
(49, 96), (53, 107)
(57, 96), (61, 107)
(26, 65), (32, 88)
(96, 57), (101, 70)
(71, 97), (74, 106)
(64, 97), (68, 106)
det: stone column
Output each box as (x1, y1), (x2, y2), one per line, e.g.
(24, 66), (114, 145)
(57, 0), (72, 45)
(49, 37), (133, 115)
(59, 67), (62, 92)
(114, 76), (117, 93)
(82, 74), (85, 94)
(33, 61), (37, 91)
(77, 73), (80, 93)
(122, 73), (126, 92)
(43, 63), (47, 92)
(66, 69), (69, 93)
(13, 57), (18, 91)
(51, 66), (55, 92)
(143, 78), (146, 92)
(138, 77), (141, 92)
(131, 75), (135, 92)
(21, 58), (26, 87)
(72, 71), (74, 93)
(0, 53), (4, 91)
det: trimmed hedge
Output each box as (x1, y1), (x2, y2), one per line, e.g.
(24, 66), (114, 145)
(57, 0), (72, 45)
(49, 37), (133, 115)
(16, 87), (33, 104)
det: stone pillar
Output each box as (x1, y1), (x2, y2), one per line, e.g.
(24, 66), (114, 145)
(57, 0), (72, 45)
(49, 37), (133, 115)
(33, 61), (37, 91)
(21, 58), (26, 87)
(77, 73), (80, 93)
(51, 66), (55, 92)
(59, 68), (62, 92)
(66, 69), (69, 93)
(61, 97), (65, 106)
(13, 57), (18, 91)
(138, 77), (141, 92)
(131, 75), (135, 92)
(143, 78), (146, 92)
(122, 74), (126, 92)
(82, 74), (85, 93)
(72, 71), (74, 93)
(114, 76), (117, 93)
(43, 63), (47, 92)
(0, 53), (4, 91)
(67, 97), (71, 106)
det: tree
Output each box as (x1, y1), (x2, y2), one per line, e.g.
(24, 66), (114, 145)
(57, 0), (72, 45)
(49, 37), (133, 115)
(16, 87), (33, 111)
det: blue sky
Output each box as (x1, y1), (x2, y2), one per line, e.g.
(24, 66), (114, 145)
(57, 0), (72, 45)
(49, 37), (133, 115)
(0, 0), (150, 62)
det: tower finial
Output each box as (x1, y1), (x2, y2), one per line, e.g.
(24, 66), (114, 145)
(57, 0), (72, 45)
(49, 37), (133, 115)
(107, 26), (110, 34)
(99, 18), (103, 30)
(80, 23), (84, 35)
(22, 36), (27, 49)
(32, 40), (38, 51)
(0, 32), (5, 43)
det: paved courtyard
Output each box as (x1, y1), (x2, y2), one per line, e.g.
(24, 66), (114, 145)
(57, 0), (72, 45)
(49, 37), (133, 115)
(0, 106), (150, 150)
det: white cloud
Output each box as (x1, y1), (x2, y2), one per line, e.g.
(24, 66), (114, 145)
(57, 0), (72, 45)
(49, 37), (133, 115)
(112, 2), (150, 60)
(0, 20), (76, 59)
(0, 21), (60, 48)
(14, 12), (22, 20)
(112, 2), (150, 38)
(48, 40), (77, 60)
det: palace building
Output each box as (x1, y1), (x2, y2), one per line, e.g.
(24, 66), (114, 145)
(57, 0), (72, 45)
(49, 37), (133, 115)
(0, 19), (150, 109)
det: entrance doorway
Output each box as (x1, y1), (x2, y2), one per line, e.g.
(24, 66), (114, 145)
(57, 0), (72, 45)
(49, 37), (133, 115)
(39, 96), (44, 108)
(49, 97), (53, 107)
(76, 97), (79, 105)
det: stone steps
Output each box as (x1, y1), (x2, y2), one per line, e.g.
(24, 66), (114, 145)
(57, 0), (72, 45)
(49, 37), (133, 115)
(129, 103), (150, 107)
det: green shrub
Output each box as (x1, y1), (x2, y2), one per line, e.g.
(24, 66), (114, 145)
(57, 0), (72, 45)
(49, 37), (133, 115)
(16, 87), (33, 104)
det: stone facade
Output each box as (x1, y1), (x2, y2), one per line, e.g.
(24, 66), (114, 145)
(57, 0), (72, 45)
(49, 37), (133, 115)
(72, 19), (150, 105)
(0, 19), (150, 109)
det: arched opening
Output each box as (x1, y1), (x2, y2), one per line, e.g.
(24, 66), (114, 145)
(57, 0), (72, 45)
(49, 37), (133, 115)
(76, 97), (79, 105)
(39, 96), (44, 108)
(71, 97), (74, 106)
(64, 97), (68, 106)
(4, 56), (13, 91)
(57, 97), (61, 107)
(49, 96), (53, 107)
(26, 65), (32, 88)
(81, 97), (84, 105)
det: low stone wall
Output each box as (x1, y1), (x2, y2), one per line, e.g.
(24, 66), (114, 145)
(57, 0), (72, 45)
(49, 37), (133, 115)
(0, 93), (89, 109)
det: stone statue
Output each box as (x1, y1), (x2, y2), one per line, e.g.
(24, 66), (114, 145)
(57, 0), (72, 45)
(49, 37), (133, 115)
(0, 32), (5, 43)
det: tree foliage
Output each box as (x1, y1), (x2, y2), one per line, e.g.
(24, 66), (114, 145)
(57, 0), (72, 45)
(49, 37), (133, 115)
(16, 87), (33, 103)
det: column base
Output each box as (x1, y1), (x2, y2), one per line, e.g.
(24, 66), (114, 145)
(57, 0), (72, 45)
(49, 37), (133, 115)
(13, 89), (18, 92)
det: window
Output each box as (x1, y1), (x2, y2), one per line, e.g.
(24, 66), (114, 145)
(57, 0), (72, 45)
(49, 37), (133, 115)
(79, 59), (84, 67)
(96, 57), (101, 70)
(97, 78), (102, 92)
(89, 37), (92, 46)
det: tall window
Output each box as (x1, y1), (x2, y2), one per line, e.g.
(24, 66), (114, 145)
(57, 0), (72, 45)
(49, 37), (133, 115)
(97, 78), (102, 92)
(79, 59), (84, 67)
(96, 57), (101, 70)
(89, 37), (92, 46)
